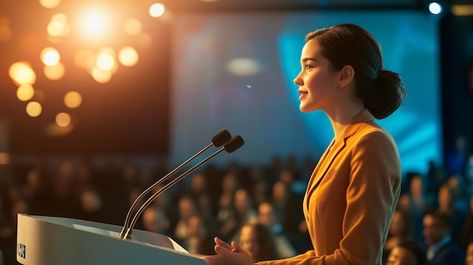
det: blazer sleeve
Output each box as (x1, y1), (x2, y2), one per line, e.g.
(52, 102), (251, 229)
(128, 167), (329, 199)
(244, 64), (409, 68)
(257, 131), (401, 265)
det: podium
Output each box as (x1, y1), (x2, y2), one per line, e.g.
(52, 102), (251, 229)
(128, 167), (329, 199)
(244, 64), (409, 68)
(17, 214), (208, 265)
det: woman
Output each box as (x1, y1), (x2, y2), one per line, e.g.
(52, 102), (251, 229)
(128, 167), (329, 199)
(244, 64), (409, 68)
(205, 23), (405, 265)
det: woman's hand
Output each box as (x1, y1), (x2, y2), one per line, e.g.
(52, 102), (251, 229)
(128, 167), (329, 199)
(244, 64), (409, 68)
(203, 237), (253, 265)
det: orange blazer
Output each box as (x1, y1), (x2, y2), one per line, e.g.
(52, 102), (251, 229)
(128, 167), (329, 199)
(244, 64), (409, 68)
(258, 112), (401, 265)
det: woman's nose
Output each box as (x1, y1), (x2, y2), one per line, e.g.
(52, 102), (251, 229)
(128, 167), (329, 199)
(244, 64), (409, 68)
(294, 74), (303, 86)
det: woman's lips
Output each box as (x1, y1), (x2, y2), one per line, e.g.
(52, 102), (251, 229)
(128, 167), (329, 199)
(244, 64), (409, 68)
(298, 90), (308, 100)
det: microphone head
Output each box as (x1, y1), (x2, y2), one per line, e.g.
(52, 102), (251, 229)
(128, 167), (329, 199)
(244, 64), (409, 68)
(212, 129), (232, 147)
(224, 136), (244, 153)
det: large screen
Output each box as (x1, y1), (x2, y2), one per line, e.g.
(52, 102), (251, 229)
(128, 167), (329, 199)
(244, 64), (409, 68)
(170, 11), (441, 173)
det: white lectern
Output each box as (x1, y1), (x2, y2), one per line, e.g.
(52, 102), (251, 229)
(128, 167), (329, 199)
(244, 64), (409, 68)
(17, 214), (208, 265)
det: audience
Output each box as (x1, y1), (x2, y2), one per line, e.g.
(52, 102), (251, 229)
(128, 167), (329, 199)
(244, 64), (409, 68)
(2, 154), (473, 265)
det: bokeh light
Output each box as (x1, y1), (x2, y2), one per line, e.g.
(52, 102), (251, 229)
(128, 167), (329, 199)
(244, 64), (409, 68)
(26, 102), (42, 117)
(78, 7), (111, 41)
(55, 112), (71, 127)
(226, 57), (262, 76)
(149, 3), (166, 18)
(47, 13), (70, 38)
(64, 91), (82, 109)
(91, 67), (112, 83)
(429, 2), (442, 15)
(118, 47), (139, 67)
(16, 84), (35, 102)
(41, 47), (61, 66)
(39, 0), (61, 9)
(9, 62), (36, 85)
(44, 62), (65, 80)
(124, 19), (142, 35)
(96, 50), (116, 71)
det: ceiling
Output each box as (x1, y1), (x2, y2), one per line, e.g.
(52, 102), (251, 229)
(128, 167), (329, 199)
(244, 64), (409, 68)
(162, 0), (428, 12)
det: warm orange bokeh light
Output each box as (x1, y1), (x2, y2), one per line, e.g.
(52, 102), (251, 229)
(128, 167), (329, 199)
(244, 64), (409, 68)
(149, 3), (166, 17)
(39, 0), (61, 9)
(16, 84), (35, 102)
(47, 14), (69, 38)
(64, 91), (82, 109)
(26, 102), (42, 117)
(78, 7), (111, 41)
(91, 67), (112, 83)
(124, 19), (142, 35)
(41, 47), (61, 66)
(118, 47), (139, 67)
(44, 62), (65, 80)
(9, 62), (36, 85)
(96, 51), (115, 71)
(55, 112), (71, 127)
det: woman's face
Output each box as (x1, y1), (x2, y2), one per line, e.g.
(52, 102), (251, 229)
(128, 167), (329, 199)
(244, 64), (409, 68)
(294, 39), (339, 112)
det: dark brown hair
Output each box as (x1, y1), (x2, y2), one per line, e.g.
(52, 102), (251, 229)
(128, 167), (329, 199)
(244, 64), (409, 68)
(305, 24), (406, 119)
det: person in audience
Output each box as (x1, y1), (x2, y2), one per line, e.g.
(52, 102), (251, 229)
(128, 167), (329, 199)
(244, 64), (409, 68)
(258, 202), (296, 258)
(386, 240), (426, 265)
(238, 222), (277, 262)
(184, 214), (214, 255)
(385, 210), (411, 261)
(466, 241), (473, 265)
(436, 184), (466, 243)
(174, 195), (197, 242)
(423, 211), (463, 265)
(142, 207), (171, 235)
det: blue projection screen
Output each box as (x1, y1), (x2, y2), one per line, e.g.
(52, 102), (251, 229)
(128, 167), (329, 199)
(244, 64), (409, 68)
(170, 11), (441, 173)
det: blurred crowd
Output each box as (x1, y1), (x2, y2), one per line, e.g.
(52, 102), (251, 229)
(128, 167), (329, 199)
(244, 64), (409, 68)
(1, 152), (473, 265)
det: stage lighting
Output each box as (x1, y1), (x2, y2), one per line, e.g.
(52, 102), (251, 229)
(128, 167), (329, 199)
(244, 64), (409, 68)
(118, 47), (139, 67)
(149, 3), (165, 18)
(17, 84), (35, 102)
(41, 47), (61, 66)
(96, 50), (116, 71)
(64, 91), (82, 109)
(91, 67), (112, 83)
(56, 112), (71, 127)
(78, 7), (111, 41)
(9, 62), (36, 86)
(39, 0), (61, 9)
(26, 102), (42, 117)
(44, 62), (65, 80)
(429, 2), (442, 15)
(47, 13), (69, 38)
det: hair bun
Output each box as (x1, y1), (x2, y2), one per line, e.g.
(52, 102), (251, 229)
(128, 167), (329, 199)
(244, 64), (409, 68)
(365, 70), (406, 119)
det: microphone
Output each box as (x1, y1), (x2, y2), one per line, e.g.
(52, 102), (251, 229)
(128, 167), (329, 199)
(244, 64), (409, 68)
(122, 135), (245, 240)
(119, 129), (232, 239)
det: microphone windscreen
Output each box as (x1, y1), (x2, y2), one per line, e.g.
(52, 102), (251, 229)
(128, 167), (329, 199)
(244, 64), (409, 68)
(224, 136), (244, 153)
(212, 129), (232, 147)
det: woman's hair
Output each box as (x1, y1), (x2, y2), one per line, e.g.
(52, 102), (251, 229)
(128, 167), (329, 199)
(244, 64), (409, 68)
(305, 24), (406, 119)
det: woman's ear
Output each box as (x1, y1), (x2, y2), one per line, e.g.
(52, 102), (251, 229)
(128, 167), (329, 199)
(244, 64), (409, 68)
(337, 65), (355, 89)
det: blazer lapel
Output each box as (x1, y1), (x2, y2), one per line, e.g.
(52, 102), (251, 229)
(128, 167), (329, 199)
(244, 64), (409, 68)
(305, 122), (368, 205)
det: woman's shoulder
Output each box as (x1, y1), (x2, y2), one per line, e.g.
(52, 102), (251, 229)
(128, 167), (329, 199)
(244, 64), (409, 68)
(351, 121), (398, 151)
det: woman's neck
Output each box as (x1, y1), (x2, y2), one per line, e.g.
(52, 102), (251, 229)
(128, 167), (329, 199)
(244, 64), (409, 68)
(325, 100), (366, 139)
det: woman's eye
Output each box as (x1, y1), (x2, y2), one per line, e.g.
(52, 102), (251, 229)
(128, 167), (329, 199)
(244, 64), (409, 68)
(304, 64), (314, 70)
